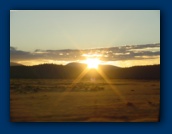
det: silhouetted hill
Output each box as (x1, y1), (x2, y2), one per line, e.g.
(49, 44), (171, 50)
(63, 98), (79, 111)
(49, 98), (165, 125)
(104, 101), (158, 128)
(10, 63), (160, 79)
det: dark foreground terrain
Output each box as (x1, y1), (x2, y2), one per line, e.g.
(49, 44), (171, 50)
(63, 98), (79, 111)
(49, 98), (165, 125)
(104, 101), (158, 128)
(10, 79), (160, 122)
(10, 63), (160, 79)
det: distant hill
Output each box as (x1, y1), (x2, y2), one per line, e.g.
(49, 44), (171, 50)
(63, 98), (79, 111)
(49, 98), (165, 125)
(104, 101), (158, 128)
(10, 62), (24, 66)
(66, 62), (87, 68)
(10, 63), (160, 79)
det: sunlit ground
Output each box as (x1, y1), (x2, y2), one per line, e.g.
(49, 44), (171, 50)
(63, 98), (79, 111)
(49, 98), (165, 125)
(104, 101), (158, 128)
(10, 79), (160, 122)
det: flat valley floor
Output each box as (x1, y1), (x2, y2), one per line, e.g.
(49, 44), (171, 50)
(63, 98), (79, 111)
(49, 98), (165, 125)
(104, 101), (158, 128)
(10, 79), (160, 122)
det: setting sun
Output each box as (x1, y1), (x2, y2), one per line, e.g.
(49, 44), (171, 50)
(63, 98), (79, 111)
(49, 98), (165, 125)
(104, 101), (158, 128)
(85, 58), (100, 69)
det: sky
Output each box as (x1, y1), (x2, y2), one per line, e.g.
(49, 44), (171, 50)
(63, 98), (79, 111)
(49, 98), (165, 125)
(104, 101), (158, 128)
(10, 10), (160, 67)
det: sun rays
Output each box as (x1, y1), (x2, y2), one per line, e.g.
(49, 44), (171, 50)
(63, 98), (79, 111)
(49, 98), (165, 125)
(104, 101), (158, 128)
(52, 56), (126, 109)
(96, 69), (126, 102)
(67, 57), (126, 102)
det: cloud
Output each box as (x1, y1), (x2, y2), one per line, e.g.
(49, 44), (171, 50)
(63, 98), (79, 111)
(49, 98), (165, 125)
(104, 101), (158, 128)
(10, 47), (33, 60)
(10, 43), (160, 63)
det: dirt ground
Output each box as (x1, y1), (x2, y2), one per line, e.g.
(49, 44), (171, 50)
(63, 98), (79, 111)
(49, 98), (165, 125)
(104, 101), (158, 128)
(10, 79), (160, 122)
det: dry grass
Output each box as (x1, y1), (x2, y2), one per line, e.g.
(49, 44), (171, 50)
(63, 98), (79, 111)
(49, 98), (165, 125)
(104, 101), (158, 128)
(10, 79), (160, 122)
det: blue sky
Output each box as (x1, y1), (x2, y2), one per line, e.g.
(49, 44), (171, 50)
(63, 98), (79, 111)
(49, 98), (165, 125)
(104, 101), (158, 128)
(10, 10), (160, 51)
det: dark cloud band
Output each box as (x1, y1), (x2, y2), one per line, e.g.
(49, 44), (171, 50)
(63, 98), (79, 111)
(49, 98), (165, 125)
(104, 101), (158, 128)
(10, 43), (160, 62)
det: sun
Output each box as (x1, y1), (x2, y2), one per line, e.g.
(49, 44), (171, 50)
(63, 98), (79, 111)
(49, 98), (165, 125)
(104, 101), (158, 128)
(85, 58), (100, 69)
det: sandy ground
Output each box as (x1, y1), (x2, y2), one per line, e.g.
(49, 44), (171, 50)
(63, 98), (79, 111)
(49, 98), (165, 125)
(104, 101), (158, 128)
(10, 79), (160, 122)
